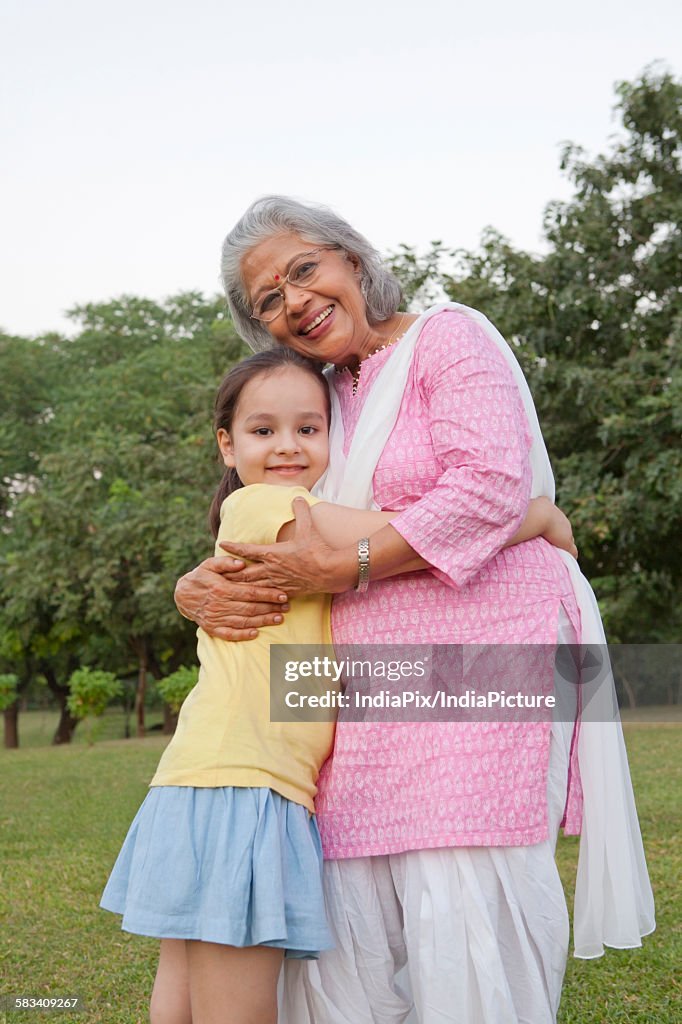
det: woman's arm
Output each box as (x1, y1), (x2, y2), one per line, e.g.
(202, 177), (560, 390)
(277, 503), (397, 545)
(176, 492), (576, 633)
(278, 503), (428, 574)
(222, 492), (577, 597)
(173, 503), (411, 635)
(302, 497), (576, 560)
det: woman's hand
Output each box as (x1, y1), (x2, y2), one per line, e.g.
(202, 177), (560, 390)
(219, 498), (356, 596)
(542, 501), (578, 559)
(174, 556), (291, 641)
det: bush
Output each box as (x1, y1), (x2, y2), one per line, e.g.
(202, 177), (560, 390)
(156, 665), (199, 714)
(0, 673), (19, 711)
(66, 668), (123, 720)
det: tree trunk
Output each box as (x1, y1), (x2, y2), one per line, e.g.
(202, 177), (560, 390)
(53, 705), (80, 745)
(148, 648), (163, 681)
(134, 642), (147, 738)
(620, 671), (637, 710)
(122, 683), (132, 738)
(43, 665), (79, 745)
(163, 704), (178, 735)
(4, 702), (19, 748)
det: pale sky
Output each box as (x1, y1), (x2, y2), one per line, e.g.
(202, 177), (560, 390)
(1, 0), (680, 337)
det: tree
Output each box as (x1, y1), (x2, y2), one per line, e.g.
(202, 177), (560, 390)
(156, 665), (199, 733)
(0, 672), (19, 748)
(0, 293), (248, 741)
(0, 329), (84, 743)
(66, 667), (122, 745)
(0, 331), (62, 518)
(390, 66), (681, 648)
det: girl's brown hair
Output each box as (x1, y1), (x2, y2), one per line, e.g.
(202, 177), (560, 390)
(208, 348), (330, 538)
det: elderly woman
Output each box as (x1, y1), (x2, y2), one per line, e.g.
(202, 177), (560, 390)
(176, 196), (654, 1024)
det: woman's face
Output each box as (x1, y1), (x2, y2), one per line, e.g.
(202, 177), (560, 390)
(241, 233), (374, 366)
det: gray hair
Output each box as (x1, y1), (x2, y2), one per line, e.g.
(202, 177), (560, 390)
(221, 195), (403, 352)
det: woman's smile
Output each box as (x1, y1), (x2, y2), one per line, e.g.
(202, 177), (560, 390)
(299, 304), (336, 338)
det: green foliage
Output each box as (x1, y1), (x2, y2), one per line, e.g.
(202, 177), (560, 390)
(156, 664), (199, 713)
(0, 332), (62, 519)
(66, 667), (123, 746)
(386, 241), (449, 310)
(66, 668), (123, 720)
(0, 292), (249, 741)
(0, 672), (19, 711)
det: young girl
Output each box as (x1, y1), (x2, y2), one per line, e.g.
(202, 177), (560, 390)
(100, 346), (574, 1024)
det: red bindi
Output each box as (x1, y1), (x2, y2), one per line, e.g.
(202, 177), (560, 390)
(274, 274), (281, 282)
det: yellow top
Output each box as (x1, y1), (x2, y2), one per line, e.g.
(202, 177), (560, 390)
(150, 484), (334, 812)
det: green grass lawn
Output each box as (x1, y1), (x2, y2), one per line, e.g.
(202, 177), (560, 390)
(0, 718), (679, 1023)
(10, 707), (167, 750)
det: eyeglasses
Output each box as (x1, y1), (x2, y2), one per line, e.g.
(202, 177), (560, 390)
(250, 247), (338, 322)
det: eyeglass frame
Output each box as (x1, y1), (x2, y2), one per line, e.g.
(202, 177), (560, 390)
(248, 246), (341, 323)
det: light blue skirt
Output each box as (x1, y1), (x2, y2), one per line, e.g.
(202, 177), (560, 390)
(100, 786), (332, 958)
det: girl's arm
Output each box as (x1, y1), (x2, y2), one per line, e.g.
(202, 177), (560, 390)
(503, 496), (576, 556)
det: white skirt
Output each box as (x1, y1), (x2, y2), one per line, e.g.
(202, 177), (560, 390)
(280, 614), (577, 1024)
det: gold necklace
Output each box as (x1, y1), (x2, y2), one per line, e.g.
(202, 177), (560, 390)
(371, 312), (409, 357)
(345, 314), (411, 394)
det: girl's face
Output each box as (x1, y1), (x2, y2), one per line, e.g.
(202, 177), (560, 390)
(217, 366), (330, 491)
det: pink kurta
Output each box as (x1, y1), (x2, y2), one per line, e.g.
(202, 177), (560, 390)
(316, 310), (582, 859)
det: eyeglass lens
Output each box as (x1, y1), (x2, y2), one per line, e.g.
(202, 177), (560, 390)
(252, 251), (324, 321)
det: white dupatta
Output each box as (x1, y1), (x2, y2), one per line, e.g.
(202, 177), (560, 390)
(313, 302), (655, 958)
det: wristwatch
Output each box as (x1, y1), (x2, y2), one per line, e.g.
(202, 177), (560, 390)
(356, 538), (370, 593)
